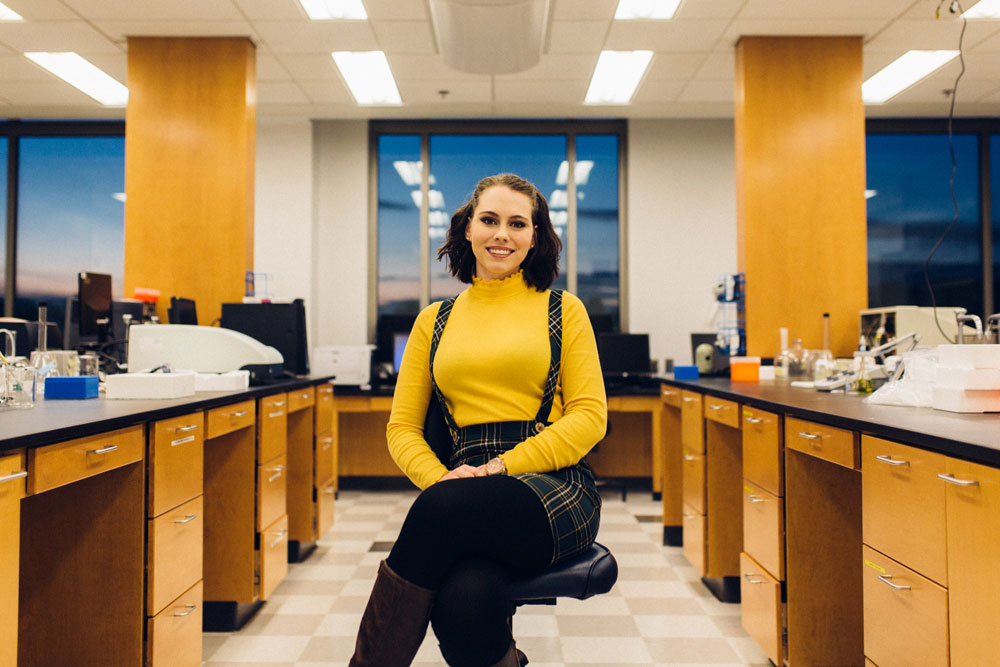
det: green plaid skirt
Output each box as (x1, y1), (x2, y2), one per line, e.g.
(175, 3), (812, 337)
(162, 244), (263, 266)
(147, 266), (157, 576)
(452, 420), (602, 566)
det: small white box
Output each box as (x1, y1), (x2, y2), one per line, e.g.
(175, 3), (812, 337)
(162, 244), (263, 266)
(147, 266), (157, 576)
(195, 370), (250, 392)
(935, 366), (1000, 390)
(931, 385), (1000, 413)
(937, 344), (1000, 369)
(105, 370), (197, 400)
(311, 345), (375, 386)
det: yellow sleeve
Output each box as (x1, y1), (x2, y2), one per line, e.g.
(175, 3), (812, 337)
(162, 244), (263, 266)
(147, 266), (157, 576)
(501, 292), (608, 475)
(385, 303), (450, 489)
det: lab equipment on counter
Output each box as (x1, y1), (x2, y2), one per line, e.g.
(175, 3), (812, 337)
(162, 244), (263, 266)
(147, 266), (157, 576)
(860, 305), (973, 349)
(673, 365), (699, 380)
(312, 345), (375, 386)
(729, 356), (761, 382)
(44, 375), (99, 399)
(105, 368), (197, 399)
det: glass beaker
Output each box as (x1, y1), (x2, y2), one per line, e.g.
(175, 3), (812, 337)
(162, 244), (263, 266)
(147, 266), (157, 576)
(7, 362), (36, 408)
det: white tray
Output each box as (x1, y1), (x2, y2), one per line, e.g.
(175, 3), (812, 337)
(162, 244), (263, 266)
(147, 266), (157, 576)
(195, 370), (250, 392)
(105, 370), (196, 400)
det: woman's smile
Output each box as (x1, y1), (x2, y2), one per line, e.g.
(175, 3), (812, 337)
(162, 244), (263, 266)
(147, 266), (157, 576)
(465, 185), (535, 281)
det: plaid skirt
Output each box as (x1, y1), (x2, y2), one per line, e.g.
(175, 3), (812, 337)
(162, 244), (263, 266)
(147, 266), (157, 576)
(452, 420), (602, 566)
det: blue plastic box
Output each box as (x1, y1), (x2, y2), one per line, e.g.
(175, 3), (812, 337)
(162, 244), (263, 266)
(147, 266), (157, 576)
(44, 375), (99, 399)
(673, 365), (700, 380)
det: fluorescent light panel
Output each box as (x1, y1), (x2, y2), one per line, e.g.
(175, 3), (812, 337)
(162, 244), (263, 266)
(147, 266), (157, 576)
(298, 0), (367, 20)
(25, 52), (128, 106)
(332, 51), (402, 105)
(963, 0), (1000, 18)
(861, 50), (959, 104)
(585, 50), (652, 105)
(555, 160), (595, 186)
(0, 2), (23, 20)
(614, 0), (682, 19)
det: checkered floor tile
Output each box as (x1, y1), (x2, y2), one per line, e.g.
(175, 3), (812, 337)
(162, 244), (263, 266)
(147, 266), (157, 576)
(203, 489), (772, 667)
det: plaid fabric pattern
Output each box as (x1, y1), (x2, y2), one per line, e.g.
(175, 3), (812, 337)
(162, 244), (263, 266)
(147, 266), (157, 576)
(428, 289), (601, 566)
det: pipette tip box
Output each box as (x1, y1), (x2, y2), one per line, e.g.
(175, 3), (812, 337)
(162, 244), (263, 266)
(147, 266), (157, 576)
(44, 375), (99, 399)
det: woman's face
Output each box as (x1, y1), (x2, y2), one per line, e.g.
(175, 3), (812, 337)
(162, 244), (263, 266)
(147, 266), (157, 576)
(465, 185), (535, 282)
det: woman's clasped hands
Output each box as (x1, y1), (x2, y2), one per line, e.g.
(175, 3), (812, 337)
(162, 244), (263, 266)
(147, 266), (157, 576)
(437, 464), (489, 482)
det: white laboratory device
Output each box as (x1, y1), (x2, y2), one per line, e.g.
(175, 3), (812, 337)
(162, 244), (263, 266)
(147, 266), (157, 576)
(127, 324), (284, 384)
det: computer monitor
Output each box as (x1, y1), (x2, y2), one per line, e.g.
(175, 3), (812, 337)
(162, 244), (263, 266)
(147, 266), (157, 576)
(220, 299), (309, 375)
(392, 332), (409, 373)
(597, 333), (651, 375)
(168, 297), (198, 325)
(78, 272), (112, 343)
(375, 313), (417, 367)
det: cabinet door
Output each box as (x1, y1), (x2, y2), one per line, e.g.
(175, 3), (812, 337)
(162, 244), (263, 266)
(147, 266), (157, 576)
(742, 407), (783, 496)
(149, 413), (204, 518)
(740, 552), (783, 667)
(682, 505), (706, 575)
(680, 391), (704, 453)
(258, 393), (288, 462)
(1, 451), (26, 667)
(945, 458), (1000, 667)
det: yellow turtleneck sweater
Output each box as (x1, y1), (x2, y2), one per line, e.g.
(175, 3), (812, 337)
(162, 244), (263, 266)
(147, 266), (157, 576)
(386, 272), (608, 490)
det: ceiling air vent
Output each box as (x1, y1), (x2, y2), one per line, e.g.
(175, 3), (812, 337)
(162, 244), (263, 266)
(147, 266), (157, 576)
(429, 0), (550, 74)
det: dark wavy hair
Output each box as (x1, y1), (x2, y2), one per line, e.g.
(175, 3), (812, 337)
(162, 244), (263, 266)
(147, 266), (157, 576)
(436, 173), (562, 291)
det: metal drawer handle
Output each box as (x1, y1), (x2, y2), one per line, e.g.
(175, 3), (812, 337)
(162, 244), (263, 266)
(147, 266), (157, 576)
(743, 573), (765, 584)
(708, 404), (724, 411)
(663, 390), (676, 396)
(170, 435), (196, 447)
(271, 400), (286, 407)
(875, 454), (909, 467)
(300, 393), (311, 399)
(270, 529), (288, 548)
(682, 454), (698, 461)
(682, 397), (698, 403)
(797, 432), (822, 440)
(87, 444), (118, 455)
(938, 473), (979, 487)
(877, 574), (911, 590)
(172, 604), (197, 617)
(324, 487), (336, 494)
(268, 466), (285, 482)
(175, 424), (199, 433)
(268, 411), (285, 419)
(682, 513), (699, 519)
(322, 442), (332, 452)
(746, 494), (765, 503)
(229, 410), (248, 418)
(174, 514), (198, 524)
(0, 470), (27, 484)
(745, 416), (763, 424)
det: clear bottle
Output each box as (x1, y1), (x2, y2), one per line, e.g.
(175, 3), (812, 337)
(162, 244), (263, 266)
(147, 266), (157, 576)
(774, 327), (790, 381)
(813, 312), (836, 382)
(786, 338), (807, 379)
(29, 301), (58, 394)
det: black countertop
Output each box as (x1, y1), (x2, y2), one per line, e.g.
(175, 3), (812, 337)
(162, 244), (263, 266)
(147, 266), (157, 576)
(0, 375), (335, 454)
(663, 376), (1000, 468)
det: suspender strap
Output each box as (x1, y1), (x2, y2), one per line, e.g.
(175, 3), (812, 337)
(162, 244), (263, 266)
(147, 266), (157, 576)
(429, 296), (460, 440)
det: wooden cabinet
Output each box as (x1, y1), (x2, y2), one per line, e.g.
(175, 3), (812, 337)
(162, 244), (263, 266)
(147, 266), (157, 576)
(703, 396), (740, 428)
(739, 552), (783, 666)
(258, 393), (288, 462)
(206, 400), (254, 439)
(258, 454), (288, 531)
(785, 417), (857, 469)
(661, 385), (683, 545)
(317, 480), (336, 539)
(255, 393), (289, 598)
(742, 480), (784, 580)
(680, 391), (704, 453)
(28, 426), (143, 494)
(0, 450), (26, 667)
(742, 406), (782, 496)
(287, 386), (319, 557)
(260, 514), (289, 600)
(146, 581), (204, 667)
(149, 413), (204, 518)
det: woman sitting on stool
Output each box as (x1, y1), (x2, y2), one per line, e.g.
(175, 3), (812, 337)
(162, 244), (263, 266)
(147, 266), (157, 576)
(350, 173), (608, 667)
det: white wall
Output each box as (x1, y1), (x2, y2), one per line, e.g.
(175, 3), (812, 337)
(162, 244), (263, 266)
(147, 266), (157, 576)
(627, 119), (738, 369)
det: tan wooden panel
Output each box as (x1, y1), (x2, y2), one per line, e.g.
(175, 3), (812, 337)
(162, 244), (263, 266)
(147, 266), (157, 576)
(315, 433), (335, 487)
(862, 546), (948, 667)
(682, 505), (706, 575)
(124, 37), (256, 325)
(28, 425), (143, 494)
(147, 496), (203, 616)
(945, 458), (1000, 667)
(587, 411), (652, 478)
(260, 514), (289, 601)
(661, 402), (683, 528)
(203, 427), (256, 603)
(149, 412), (204, 518)
(742, 406), (783, 496)
(258, 454), (288, 531)
(317, 480), (336, 540)
(661, 384), (681, 408)
(704, 396), (740, 429)
(866, 659), (878, 667)
(288, 385), (315, 413)
(0, 450), (26, 667)
(287, 407), (316, 543)
(258, 393), (288, 463)
(735, 36), (867, 358)
(705, 419), (743, 579)
(146, 580), (203, 667)
(740, 552), (784, 667)
(682, 450), (705, 514)
(205, 399), (255, 440)
(680, 391), (704, 453)
(337, 409), (399, 476)
(861, 436), (948, 586)
(785, 417), (858, 470)
(742, 480), (784, 580)
(315, 383), (334, 436)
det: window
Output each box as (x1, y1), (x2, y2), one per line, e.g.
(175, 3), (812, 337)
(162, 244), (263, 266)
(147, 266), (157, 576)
(575, 134), (620, 326)
(0, 138), (6, 316)
(993, 134), (999, 318)
(377, 134), (422, 315)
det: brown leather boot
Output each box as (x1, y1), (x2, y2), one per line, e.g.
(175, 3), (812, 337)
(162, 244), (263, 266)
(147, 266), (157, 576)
(349, 560), (435, 666)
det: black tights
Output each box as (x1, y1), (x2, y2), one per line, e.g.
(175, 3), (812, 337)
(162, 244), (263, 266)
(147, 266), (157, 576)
(386, 476), (553, 666)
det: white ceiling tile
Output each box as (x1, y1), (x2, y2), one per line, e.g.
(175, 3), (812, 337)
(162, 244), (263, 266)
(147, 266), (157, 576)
(548, 20), (609, 53)
(722, 18), (876, 45)
(372, 20), (437, 54)
(253, 20), (378, 53)
(257, 80), (310, 104)
(692, 51), (732, 78)
(0, 79), (102, 105)
(233, 0), (306, 20)
(643, 52), (709, 79)
(398, 80), (492, 103)
(297, 79), (353, 103)
(93, 20), (258, 43)
(275, 53), (340, 80)
(971, 27), (1000, 52)
(0, 20), (123, 53)
(387, 53), (490, 81)
(496, 54), (597, 81)
(257, 52), (292, 81)
(4, 0), (79, 20)
(864, 18), (998, 51)
(606, 19), (730, 51)
(740, 0), (915, 20)
(632, 77), (686, 102)
(493, 78), (588, 100)
(84, 53), (127, 82)
(677, 78), (732, 103)
(364, 0), (431, 20)
(901, 0), (958, 19)
(0, 54), (53, 81)
(552, 0), (618, 20)
(677, 0), (747, 20)
(61, 0), (244, 21)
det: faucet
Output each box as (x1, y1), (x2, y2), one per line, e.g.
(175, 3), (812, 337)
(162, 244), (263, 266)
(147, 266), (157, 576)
(955, 309), (984, 344)
(986, 313), (1000, 344)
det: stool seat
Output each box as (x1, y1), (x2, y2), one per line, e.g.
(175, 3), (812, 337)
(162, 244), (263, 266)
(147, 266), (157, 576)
(508, 542), (618, 603)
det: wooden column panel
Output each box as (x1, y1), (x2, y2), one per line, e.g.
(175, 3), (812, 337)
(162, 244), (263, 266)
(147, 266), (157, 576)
(735, 37), (867, 357)
(124, 37), (256, 324)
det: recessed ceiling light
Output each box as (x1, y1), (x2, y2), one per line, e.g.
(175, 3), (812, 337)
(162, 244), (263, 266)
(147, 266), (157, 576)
(585, 51), (653, 105)
(297, 0), (367, 20)
(0, 2), (23, 21)
(555, 160), (595, 186)
(332, 51), (402, 105)
(614, 0), (682, 20)
(24, 52), (129, 106)
(963, 0), (1000, 18)
(861, 50), (959, 104)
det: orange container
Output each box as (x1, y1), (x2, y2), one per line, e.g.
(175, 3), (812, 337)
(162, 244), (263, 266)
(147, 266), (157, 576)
(730, 356), (761, 382)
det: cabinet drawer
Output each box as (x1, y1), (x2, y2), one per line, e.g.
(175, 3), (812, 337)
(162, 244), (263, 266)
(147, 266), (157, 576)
(258, 454), (288, 531)
(1, 450), (26, 667)
(680, 391), (704, 453)
(260, 514), (288, 601)
(661, 385), (682, 408)
(740, 552), (784, 667)
(315, 383), (334, 435)
(317, 480), (336, 539)
(146, 580), (202, 667)
(785, 417), (858, 469)
(258, 393), (288, 463)
(1, 450), (27, 501)
(742, 480), (785, 580)
(742, 407), (783, 496)
(682, 506), (706, 575)
(862, 546), (948, 667)
(861, 436), (948, 586)
(147, 496), (203, 616)
(288, 385), (315, 413)
(704, 396), (740, 429)
(205, 400), (255, 440)
(681, 450), (705, 514)
(29, 426), (143, 494)
(315, 434), (335, 487)
(149, 413), (204, 518)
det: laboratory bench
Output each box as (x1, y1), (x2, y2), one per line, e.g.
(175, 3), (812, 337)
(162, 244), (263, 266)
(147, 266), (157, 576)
(660, 375), (1000, 666)
(0, 375), (336, 667)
